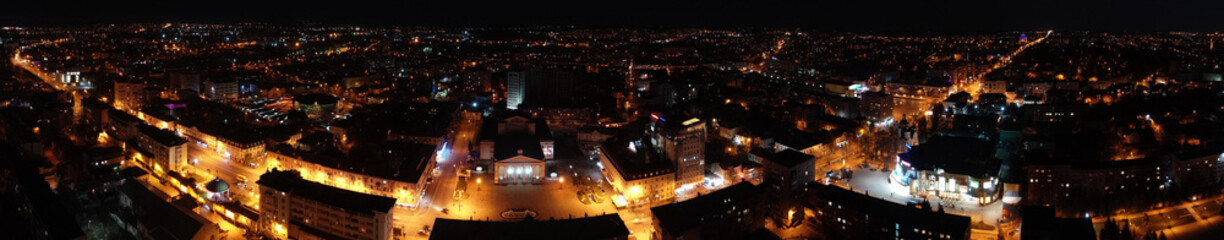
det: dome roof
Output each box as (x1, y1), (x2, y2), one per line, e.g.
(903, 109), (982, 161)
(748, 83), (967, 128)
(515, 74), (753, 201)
(205, 177), (230, 193)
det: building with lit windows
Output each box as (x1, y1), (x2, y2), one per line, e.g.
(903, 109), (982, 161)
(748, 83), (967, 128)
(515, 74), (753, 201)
(506, 71), (525, 110)
(505, 69), (575, 110)
(265, 141), (437, 208)
(883, 77), (952, 100)
(80, 97), (111, 133)
(1172, 150), (1224, 196)
(749, 149), (816, 190)
(892, 135), (1001, 205)
(598, 125), (677, 208)
(114, 80), (147, 111)
(650, 182), (766, 240)
(106, 109), (142, 142)
(649, 113), (706, 193)
(1024, 156), (1169, 217)
(478, 111), (554, 184)
(135, 124), (188, 176)
(858, 91), (894, 121)
(804, 183), (971, 240)
(257, 169), (396, 240)
(1020, 103), (1087, 124)
(203, 79), (240, 101)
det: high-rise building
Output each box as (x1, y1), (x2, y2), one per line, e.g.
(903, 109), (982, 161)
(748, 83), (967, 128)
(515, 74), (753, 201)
(505, 69), (575, 110)
(203, 79), (239, 101)
(114, 80), (146, 111)
(506, 71), (525, 110)
(650, 113), (706, 195)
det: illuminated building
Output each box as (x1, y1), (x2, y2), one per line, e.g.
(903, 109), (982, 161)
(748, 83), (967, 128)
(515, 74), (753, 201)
(114, 80), (147, 111)
(257, 169), (396, 240)
(57, 71), (91, 90)
(858, 91), (894, 122)
(477, 111), (554, 184)
(804, 183), (971, 240)
(649, 113), (706, 193)
(1020, 103), (1087, 124)
(892, 136), (1001, 205)
(266, 141), (438, 208)
(748, 149), (816, 190)
(883, 76), (952, 100)
(135, 124), (189, 175)
(506, 71), (525, 110)
(79, 97), (112, 133)
(1171, 150), (1224, 196)
(1024, 156), (1168, 217)
(982, 79), (1007, 94)
(203, 79), (240, 101)
(106, 109), (142, 142)
(460, 70), (492, 93)
(598, 126), (676, 208)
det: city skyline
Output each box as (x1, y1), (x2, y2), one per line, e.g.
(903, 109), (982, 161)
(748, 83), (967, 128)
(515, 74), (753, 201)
(4, 4), (1224, 240)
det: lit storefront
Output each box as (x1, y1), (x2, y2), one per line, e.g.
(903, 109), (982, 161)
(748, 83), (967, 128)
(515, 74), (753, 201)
(891, 136), (1001, 205)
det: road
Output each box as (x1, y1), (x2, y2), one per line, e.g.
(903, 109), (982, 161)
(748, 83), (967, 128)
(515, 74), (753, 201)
(394, 114), (480, 239)
(183, 141), (267, 207)
(962, 30), (1053, 98)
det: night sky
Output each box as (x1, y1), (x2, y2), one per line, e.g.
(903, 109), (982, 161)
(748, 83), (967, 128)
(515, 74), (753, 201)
(3, 0), (1224, 32)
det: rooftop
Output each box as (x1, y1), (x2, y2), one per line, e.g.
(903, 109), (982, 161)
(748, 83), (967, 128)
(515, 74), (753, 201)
(256, 169), (397, 215)
(107, 109), (141, 123)
(651, 182), (761, 234)
(120, 181), (209, 240)
(270, 141), (437, 184)
(600, 127), (676, 181)
(137, 124), (188, 146)
(752, 149), (815, 168)
(898, 135), (1000, 178)
(494, 133), (545, 160)
(806, 183), (971, 238)
(774, 130), (836, 151)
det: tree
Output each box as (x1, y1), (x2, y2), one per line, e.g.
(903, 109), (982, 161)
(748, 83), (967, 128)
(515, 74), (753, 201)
(1120, 219), (1134, 240)
(1100, 218), (1120, 240)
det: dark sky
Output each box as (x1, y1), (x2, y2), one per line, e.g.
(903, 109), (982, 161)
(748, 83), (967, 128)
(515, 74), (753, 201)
(3, 0), (1223, 32)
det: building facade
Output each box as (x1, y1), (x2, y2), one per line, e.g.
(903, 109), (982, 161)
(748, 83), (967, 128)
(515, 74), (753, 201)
(651, 115), (706, 192)
(257, 170), (396, 240)
(135, 125), (189, 176)
(599, 135), (677, 208)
